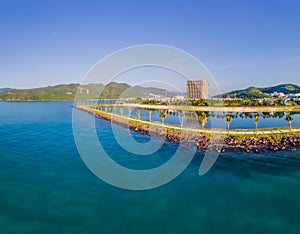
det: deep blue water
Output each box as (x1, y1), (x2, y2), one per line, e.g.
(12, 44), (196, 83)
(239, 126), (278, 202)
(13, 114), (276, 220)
(0, 101), (300, 233)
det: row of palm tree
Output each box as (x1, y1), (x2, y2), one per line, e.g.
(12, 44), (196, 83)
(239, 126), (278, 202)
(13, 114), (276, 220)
(225, 114), (294, 133)
(96, 104), (297, 120)
(102, 105), (162, 124)
(96, 105), (295, 131)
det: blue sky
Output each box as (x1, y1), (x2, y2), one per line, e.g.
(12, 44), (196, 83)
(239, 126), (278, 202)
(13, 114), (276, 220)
(0, 0), (299, 93)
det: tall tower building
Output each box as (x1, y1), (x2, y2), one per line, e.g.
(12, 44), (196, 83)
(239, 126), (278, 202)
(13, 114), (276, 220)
(186, 80), (208, 99)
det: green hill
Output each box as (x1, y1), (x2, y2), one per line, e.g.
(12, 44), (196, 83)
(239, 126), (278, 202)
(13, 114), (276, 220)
(0, 82), (179, 101)
(215, 83), (300, 98)
(0, 83), (81, 101)
(260, 84), (300, 94)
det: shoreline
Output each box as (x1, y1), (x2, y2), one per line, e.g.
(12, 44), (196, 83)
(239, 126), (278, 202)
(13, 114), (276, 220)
(0, 100), (74, 102)
(1, 100), (299, 112)
(0, 98), (118, 102)
(76, 105), (300, 153)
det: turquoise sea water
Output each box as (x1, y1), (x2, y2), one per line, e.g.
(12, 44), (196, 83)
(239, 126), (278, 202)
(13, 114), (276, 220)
(0, 101), (300, 233)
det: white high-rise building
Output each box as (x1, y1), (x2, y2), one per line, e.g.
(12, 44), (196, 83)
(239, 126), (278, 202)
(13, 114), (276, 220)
(186, 80), (208, 99)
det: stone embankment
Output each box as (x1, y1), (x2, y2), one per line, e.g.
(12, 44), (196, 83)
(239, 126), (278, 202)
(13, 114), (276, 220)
(76, 106), (300, 153)
(123, 122), (300, 153)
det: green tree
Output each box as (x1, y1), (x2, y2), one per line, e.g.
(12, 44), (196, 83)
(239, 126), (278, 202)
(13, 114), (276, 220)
(254, 115), (260, 135)
(197, 112), (208, 128)
(120, 107), (124, 115)
(226, 115), (232, 130)
(149, 109), (153, 122)
(159, 110), (167, 124)
(127, 107), (132, 117)
(137, 109), (141, 119)
(285, 115), (294, 130)
(107, 105), (112, 112)
(179, 111), (185, 127)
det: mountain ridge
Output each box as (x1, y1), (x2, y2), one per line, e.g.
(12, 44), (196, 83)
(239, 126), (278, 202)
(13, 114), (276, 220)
(215, 83), (300, 98)
(1, 83), (299, 100)
(0, 88), (14, 93)
(0, 82), (181, 101)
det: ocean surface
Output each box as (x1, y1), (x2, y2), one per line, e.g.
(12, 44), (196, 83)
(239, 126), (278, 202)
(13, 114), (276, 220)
(0, 101), (300, 233)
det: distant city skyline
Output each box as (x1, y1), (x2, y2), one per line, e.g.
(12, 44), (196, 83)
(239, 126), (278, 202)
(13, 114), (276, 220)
(0, 0), (300, 93)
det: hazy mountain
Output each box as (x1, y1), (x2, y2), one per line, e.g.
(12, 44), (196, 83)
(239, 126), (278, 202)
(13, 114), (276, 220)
(0, 82), (181, 101)
(215, 84), (300, 98)
(0, 88), (13, 93)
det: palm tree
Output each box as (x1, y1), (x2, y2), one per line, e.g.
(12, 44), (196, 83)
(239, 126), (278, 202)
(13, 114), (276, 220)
(286, 115), (293, 130)
(137, 109), (141, 119)
(254, 115), (260, 135)
(179, 111), (185, 128)
(225, 115), (232, 130)
(197, 112), (208, 128)
(159, 110), (167, 124)
(149, 109), (153, 122)
(120, 107), (124, 115)
(127, 107), (132, 117)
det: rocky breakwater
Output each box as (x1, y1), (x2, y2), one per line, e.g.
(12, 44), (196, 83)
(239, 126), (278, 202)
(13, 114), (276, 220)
(221, 135), (300, 153)
(76, 106), (300, 153)
(127, 123), (300, 153)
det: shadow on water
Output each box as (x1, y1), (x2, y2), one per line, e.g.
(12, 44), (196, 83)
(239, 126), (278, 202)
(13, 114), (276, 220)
(189, 147), (300, 179)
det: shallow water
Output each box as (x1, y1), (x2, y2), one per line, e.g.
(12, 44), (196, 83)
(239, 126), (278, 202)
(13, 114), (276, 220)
(0, 101), (300, 233)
